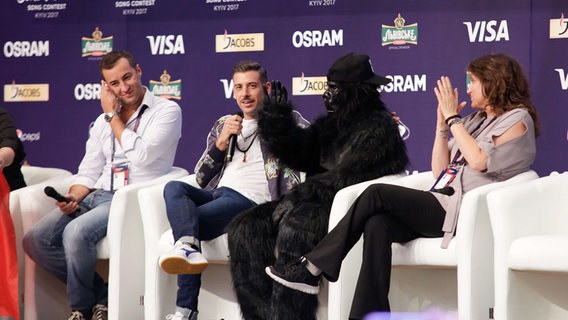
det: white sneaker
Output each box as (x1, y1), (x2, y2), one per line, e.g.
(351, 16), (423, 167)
(165, 310), (198, 320)
(159, 243), (208, 274)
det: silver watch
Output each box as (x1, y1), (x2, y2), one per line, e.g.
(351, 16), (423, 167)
(104, 111), (116, 122)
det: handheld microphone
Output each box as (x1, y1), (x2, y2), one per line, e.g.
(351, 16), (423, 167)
(44, 186), (70, 203)
(227, 111), (244, 162)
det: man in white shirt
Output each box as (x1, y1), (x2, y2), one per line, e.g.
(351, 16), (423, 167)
(23, 50), (182, 320)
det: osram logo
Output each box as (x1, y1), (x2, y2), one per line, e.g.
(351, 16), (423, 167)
(463, 20), (510, 42)
(292, 29), (343, 48)
(146, 35), (186, 55)
(3, 40), (49, 57)
(74, 83), (101, 101)
(382, 74), (427, 93)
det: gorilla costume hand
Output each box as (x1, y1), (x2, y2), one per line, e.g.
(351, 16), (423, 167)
(262, 80), (291, 115)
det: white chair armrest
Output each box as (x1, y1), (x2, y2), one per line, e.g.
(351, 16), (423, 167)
(139, 174), (198, 257)
(106, 167), (188, 320)
(488, 172), (568, 251)
(488, 172), (567, 320)
(20, 166), (73, 186)
(138, 173), (197, 320)
(19, 176), (76, 234)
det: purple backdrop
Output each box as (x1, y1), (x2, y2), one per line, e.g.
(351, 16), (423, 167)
(1, 0), (566, 176)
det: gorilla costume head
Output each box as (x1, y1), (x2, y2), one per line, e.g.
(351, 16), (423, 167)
(323, 53), (392, 115)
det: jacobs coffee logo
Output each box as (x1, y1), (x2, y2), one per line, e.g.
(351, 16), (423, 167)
(550, 12), (568, 39)
(4, 81), (49, 102)
(215, 29), (264, 53)
(292, 73), (327, 96)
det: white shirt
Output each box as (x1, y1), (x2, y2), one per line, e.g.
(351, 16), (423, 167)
(218, 119), (271, 204)
(73, 88), (182, 191)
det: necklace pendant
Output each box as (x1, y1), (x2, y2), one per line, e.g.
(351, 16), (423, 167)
(242, 153), (247, 163)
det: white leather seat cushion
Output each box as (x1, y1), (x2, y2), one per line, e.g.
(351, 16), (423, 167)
(392, 238), (457, 267)
(508, 235), (568, 272)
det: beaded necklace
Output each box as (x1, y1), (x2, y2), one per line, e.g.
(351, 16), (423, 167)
(236, 130), (259, 162)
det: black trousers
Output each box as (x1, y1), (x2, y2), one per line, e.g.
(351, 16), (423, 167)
(305, 183), (446, 319)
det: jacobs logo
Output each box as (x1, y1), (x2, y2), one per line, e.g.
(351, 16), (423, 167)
(149, 70), (182, 100)
(215, 30), (264, 53)
(82, 27), (113, 57)
(382, 13), (418, 47)
(4, 81), (49, 102)
(550, 12), (568, 39)
(292, 73), (327, 96)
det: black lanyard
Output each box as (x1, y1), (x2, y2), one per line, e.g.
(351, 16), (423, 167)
(111, 105), (148, 162)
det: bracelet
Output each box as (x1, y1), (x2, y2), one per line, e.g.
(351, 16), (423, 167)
(448, 117), (462, 128)
(437, 128), (449, 138)
(444, 114), (461, 125)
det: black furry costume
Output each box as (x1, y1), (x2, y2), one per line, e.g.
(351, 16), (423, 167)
(228, 63), (409, 320)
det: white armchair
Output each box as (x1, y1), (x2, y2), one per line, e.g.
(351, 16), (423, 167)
(139, 173), (407, 320)
(19, 166), (188, 320)
(487, 172), (568, 320)
(326, 170), (538, 320)
(9, 166), (73, 318)
(139, 174), (242, 320)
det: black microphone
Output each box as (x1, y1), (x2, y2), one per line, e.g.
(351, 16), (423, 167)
(434, 186), (455, 196)
(226, 111), (244, 162)
(44, 186), (70, 203)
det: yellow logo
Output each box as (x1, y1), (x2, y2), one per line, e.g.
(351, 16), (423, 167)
(292, 73), (327, 96)
(550, 12), (568, 39)
(215, 30), (264, 52)
(4, 81), (49, 102)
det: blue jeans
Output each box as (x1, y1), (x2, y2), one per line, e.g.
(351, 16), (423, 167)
(163, 181), (256, 311)
(22, 189), (113, 311)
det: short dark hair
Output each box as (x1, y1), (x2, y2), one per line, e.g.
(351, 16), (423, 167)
(99, 50), (138, 78)
(232, 61), (268, 83)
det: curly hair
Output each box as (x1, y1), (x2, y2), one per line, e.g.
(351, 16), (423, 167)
(467, 53), (540, 136)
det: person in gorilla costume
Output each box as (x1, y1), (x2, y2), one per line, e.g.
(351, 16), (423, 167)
(227, 52), (409, 320)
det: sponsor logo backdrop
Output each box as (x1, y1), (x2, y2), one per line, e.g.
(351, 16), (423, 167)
(0, 0), (566, 175)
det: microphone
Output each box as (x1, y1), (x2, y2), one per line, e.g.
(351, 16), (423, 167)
(44, 186), (70, 203)
(434, 186), (455, 196)
(226, 111), (244, 162)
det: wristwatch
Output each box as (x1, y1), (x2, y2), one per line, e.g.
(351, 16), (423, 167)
(448, 117), (462, 128)
(104, 111), (116, 122)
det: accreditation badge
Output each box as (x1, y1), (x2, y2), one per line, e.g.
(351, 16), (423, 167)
(431, 166), (460, 191)
(111, 162), (129, 191)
